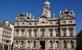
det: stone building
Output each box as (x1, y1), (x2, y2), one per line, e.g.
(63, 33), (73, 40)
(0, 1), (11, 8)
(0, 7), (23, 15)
(76, 30), (82, 50)
(0, 21), (14, 50)
(13, 0), (76, 50)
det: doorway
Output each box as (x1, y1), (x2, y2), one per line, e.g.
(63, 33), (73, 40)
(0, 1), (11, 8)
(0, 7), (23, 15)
(40, 41), (45, 49)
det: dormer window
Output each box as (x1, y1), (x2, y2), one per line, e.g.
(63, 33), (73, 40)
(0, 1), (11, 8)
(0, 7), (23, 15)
(15, 29), (19, 35)
(21, 29), (25, 32)
(29, 23), (32, 25)
(22, 23), (25, 25)
(17, 23), (19, 26)
(27, 17), (30, 19)
(69, 21), (72, 24)
(64, 11), (69, 14)
(56, 22), (59, 24)
(34, 23), (37, 25)
(41, 21), (46, 23)
(50, 22), (53, 24)
(63, 21), (66, 24)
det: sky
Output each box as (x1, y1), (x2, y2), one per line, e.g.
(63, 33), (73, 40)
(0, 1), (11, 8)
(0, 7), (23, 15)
(0, 0), (82, 33)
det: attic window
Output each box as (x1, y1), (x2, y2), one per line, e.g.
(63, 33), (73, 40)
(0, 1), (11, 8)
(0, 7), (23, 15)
(50, 22), (53, 24)
(65, 11), (69, 14)
(29, 23), (32, 25)
(21, 29), (25, 32)
(56, 22), (59, 24)
(22, 23), (25, 25)
(35, 23), (37, 25)
(16, 29), (19, 32)
(27, 17), (30, 19)
(41, 21), (45, 23)
(17, 23), (19, 26)
(69, 21), (72, 23)
(63, 21), (66, 24)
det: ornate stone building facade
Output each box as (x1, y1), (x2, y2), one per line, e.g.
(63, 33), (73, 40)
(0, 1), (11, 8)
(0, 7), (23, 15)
(13, 0), (76, 50)
(0, 21), (14, 50)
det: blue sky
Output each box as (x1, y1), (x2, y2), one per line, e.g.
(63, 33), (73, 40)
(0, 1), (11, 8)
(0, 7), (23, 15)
(0, 0), (82, 33)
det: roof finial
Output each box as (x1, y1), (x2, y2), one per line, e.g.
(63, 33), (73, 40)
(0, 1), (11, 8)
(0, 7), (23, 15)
(26, 12), (28, 16)
(29, 13), (32, 19)
(60, 10), (62, 14)
(44, 0), (50, 5)
(65, 8), (68, 12)
(32, 15), (35, 20)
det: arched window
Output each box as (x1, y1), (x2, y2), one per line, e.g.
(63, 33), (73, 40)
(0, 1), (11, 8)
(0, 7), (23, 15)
(15, 29), (19, 35)
(64, 41), (67, 48)
(55, 28), (59, 37)
(21, 41), (24, 45)
(16, 41), (18, 45)
(49, 29), (53, 37)
(62, 28), (66, 37)
(21, 29), (25, 32)
(49, 21), (53, 25)
(28, 29), (32, 37)
(33, 41), (36, 48)
(69, 21), (72, 24)
(22, 22), (25, 25)
(40, 29), (45, 37)
(34, 23), (37, 25)
(16, 23), (19, 26)
(50, 41), (53, 48)
(56, 41), (59, 48)
(28, 41), (30, 48)
(21, 29), (25, 36)
(63, 21), (66, 24)
(70, 41), (74, 48)
(33, 29), (37, 37)
(21, 41), (25, 47)
(29, 23), (32, 25)
(69, 28), (73, 36)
